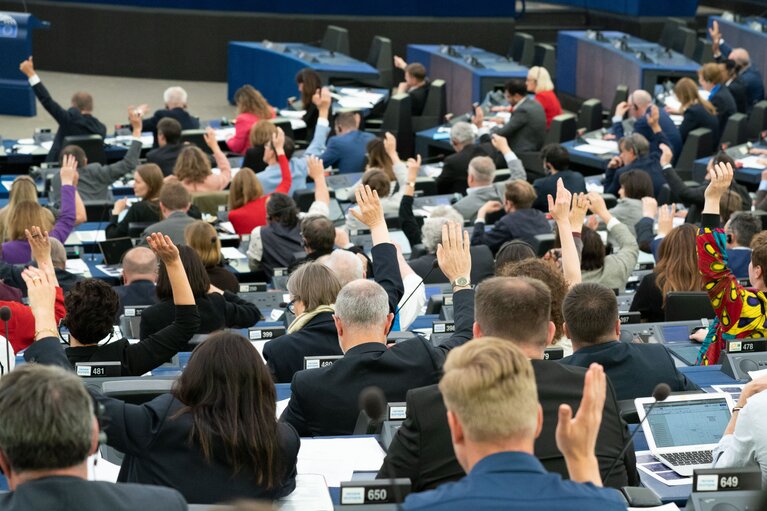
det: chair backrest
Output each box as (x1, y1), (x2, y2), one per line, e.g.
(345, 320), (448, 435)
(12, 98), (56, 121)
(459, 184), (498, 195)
(191, 191), (229, 216)
(577, 98), (603, 132)
(720, 113), (748, 147)
(62, 134), (107, 165)
(675, 128), (714, 171)
(659, 18), (687, 48)
(533, 43), (556, 80)
(693, 38), (714, 64)
(516, 151), (545, 182)
(531, 233), (556, 257)
(102, 379), (174, 405)
(610, 85), (629, 116)
(747, 100), (767, 140)
(272, 118), (295, 140)
(511, 32), (535, 67)
(412, 79), (447, 132)
(128, 222), (154, 239)
(321, 25), (350, 55)
(664, 292), (715, 321)
(366, 35), (393, 90)
(671, 26), (697, 58)
(179, 129), (210, 153)
(381, 93), (414, 157)
(544, 113), (577, 145)
(84, 200), (112, 222)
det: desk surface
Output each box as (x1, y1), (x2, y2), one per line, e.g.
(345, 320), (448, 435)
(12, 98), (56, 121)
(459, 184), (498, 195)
(408, 45), (527, 77)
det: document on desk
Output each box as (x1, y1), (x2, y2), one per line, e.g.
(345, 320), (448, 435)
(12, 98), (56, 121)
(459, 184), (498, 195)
(737, 155), (767, 169)
(279, 109), (306, 119)
(297, 437), (386, 487)
(65, 258), (91, 275)
(221, 247), (247, 260)
(88, 453), (121, 483)
(95, 265), (123, 278)
(421, 164), (443, 178)
(748, 368), (767, 380)
(278, 474), (333, 511)
(636, 451), (692, 486)
(709, 384), (746, 403)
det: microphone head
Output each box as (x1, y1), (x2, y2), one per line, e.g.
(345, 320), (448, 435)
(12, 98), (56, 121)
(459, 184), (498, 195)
(652, 383), (671, 402)
(358, 386), (387, 422)
(0, 307), (10, 321)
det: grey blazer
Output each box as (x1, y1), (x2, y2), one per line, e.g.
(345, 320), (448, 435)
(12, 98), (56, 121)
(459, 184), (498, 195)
(453, 182), (507, 222)
(494, 96), (547, 153)
(140, 211), (195, 246)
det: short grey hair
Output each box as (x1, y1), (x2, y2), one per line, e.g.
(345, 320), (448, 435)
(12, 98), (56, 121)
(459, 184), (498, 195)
(48, 238), (67, 270)
(468, 156), (496, 185)
(163, 86), (188, 106)
(619, 133), (650, 157)
(335, 279), (389, 328)
(0, 364), (94, 472)
(323, 250), (364, 287)
(450, 122), (475, 146)
(422, 206), (464, 252)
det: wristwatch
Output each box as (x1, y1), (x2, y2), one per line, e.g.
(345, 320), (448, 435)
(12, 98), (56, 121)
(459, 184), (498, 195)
(452, 276), (471, 288)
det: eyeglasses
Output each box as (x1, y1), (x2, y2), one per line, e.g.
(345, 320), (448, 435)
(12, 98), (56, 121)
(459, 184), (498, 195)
(285, 299), (297, 315)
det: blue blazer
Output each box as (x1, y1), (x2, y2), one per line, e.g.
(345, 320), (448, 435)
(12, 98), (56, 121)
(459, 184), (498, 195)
(321, 129), (376, 174)
(720, 42), (765, 109)
(613, 108), (682, 158)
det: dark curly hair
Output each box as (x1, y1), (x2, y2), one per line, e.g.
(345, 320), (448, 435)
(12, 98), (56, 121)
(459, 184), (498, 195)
(64, 279), (120, 344)
(156, 245), (210, 300)
(266, 193), (299, 229)
(496, 258), (568, 341)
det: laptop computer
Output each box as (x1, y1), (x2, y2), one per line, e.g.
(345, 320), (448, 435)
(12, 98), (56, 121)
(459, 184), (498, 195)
(635, 393), (734, 476)
(98, 237), (134, 267)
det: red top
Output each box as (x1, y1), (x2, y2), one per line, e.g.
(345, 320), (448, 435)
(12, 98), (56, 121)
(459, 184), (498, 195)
(6, 286), (66, 354)
(229, 154), (292, 235)
(226, 108), (277, 154)
(535, 90), (563, 128)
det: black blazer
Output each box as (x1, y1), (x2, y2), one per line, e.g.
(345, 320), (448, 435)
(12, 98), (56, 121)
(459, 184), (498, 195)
(662, 165), (751, 224)
(408, 84), (429, 116)
(142, 107), (199, 134)
(728, 78), (749, 114)
(146, 143), (184, 176)
(139, 292), (261, 342)
(32, 81), (107, 162)
(436, 143), (495, 195)
(0, 476), (186, 511)
(105, 200), (162, 239)
(680, 104), (720, 152)
(471, 208), (552, 254)
(242, 146), (269, 173)
(66, 304), (199, 376)
(207, 265), (240, 294)
(561, 341), (700, 401)
(280, 288), (475, 437)
(264, 311), (341, 383)
(114, 280), (159, 314)
(629, 272), (664, 322)
(377, 360), (639, 491)
(709, 86), (737, 135)
(407, 247), (494, 285)
(532, 170), (587, 211)
(23, 337), (298, 505)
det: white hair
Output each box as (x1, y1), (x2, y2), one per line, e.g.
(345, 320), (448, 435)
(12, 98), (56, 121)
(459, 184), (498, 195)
(163, 86), (188, 107)
(468, 156), (496, 185)
(323, 250), (364, 287)
(422, 206), (464, 252)
(450, 122), (475, 146)
(335, 279), (389, 328)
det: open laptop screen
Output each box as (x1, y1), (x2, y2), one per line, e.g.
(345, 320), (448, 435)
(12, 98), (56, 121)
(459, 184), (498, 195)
(98, 237), (133, 266)
(643, 398), (731, 448)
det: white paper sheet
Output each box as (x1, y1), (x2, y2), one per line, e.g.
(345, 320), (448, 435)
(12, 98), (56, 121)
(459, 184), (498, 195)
(65, 258), (91, 275)
(748, 368), (767, 380)
(710, 384), (746, 403)
(574, 143), (615, 155)
(221, 247), (247, 260)
(635, 450), (692, 486)
(278, 474), (333, 511)
(629, 504), (680, 511)
(276, 398), (290, 418)
(737, 156), (767, 169)
(297, 437), (386, 487)
(585, 138), (619, 152)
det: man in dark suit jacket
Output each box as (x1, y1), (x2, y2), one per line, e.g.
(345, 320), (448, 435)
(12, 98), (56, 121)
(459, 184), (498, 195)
(139, 86), (199, 140)
(146, 117), (185, 176)
(710, 22), (765, 110)
(561, 283), (699, 401)
(435, 122), (496, 195)
(394, 58), (430, 116)
(612, 89), (682, 158)
(0, 362), (186, 511)
(113, 246), (159, 322)
(19, 57), (107, 163)
(281, 216), (475, 437)
(476, 79), (547, 153)
(378, 276), (638, 491)
(532, 144), (586, 211)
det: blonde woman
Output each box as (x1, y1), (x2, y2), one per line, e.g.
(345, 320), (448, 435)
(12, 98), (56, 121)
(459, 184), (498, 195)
(672, 77), (720, 151)
(526, 66), (562, 128)
(0, 176), (54, 241)
(184, 220), (239, 293)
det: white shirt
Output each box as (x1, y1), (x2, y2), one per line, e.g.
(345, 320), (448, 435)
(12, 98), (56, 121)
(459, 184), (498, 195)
(396, 272), (426, 331)
(713, 390), (767, 487)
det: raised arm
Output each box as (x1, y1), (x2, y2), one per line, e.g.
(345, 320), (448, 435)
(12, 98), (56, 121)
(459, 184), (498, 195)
(491, 133), (526, 180)
(305, 88), (332, 156)
(101, 108), (143, 182)
(50, 155), (78, 242)
(434, 222), (474, 356)
(205, 127), (232, 190)
(549, 180), (582, 287)
(307, 155), (330, 206)
(399, 156), (422, 246)
(20, 57), (71, 126)
(271, 128), (292, 195)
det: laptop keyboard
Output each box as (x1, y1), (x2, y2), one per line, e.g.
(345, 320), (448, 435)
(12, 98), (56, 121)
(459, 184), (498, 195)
(659, 451), (713, 466)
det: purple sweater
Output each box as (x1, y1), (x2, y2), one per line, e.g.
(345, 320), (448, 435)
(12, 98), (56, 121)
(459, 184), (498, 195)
(1, 185), (76, 264)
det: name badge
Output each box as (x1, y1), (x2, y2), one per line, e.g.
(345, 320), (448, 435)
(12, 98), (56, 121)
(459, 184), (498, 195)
(248, 326), (286, 340)
(304, 355), (342, 370)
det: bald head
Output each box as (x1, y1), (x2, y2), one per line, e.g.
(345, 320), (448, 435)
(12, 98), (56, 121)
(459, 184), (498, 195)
(630, 90), (652, 118)
(70, 92), (93, 113)
(121, 247), (158, 284)
(323, 250), (365, 287)
(728, 48), (751, 67)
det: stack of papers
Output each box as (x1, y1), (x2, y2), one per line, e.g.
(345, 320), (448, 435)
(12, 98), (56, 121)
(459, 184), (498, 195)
(636, 451), (691, 486)
(737, 156), (767, 169)
(221, 247), (247, 260)
(278, 474), (333, 511)
(279, 109), (307, 119)
(573, 138), (619, 155)
(296, 437), (386, 487)
(65, 258), (91, 276)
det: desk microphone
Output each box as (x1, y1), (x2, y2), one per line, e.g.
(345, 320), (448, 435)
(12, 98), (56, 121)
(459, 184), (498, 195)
(392, 260), (439, 324)
(603, 383), (671, 484)
(0, 306), (11, 376)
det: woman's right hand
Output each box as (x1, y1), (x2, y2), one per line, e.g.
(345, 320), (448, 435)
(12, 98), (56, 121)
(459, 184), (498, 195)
(60, 154), (78, 186)
(146, 233), (179, 264)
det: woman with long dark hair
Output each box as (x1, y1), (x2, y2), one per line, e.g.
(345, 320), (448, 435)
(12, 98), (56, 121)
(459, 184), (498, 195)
(295, 68), (326, 140)
(106, 163), (164, 239)
(246, 192), (302, 280)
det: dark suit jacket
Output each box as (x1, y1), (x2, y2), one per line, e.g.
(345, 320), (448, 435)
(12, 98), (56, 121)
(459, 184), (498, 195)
(114, 280), (158, 321)
(494, 96), (547, 153)
(561, 341), (699, 401)
(471, 208), (552, 254)
(32, 81), (107, 162)
(436, 143), (494, 195)
(662, 164), (751, 224)
(280, 288), (474, 437)
(603, 131), (669, 197)
(680, 104), (719, 152)
(142, 107), (199, 135)
(377, 360), (639, 491)
(146, 143), (184, 176)
(0, 476), (186, 511)
(739, 67), (766, 110)
(710, 86), (737, 135)
(408, 246), (495, 285)
(612, 108), (683, 158)
(532, 170), (586, 211)
(728, 79), (749, 114)
(408, 83), (429, 116)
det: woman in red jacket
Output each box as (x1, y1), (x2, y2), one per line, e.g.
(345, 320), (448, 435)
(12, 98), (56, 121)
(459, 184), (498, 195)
(228, 128), (292, 235)
(226, 84), (276, 155)
(526, 66), (562, 128)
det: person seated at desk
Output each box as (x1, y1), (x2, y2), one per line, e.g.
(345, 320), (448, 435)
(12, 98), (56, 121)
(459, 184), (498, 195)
(184, 220), (239, 294)
(474, 79), (547, 154)
(526, 66), (562, 128)
(699, 63), (737, 136)
(172, 127), (231, 193)
(59, 232), (200, 375)
(562, 282), (698, 401)
(137, 86), (200, 142)
(318, 111), (375, 174)
(712, 374), (767, 487)
(471, 180), (551, 254)
(294, 68), (328, 142)
(532, 144), (586, 212)
(146, 118), (186, 176)
(1, 155), (79, 265)
(226, 84), (276, 155)
(603, 106), (669, 197)
(19, 56), (107, 163)
(721, 58), (749, 114)
(669, 77), (720, 153)
(394, 56), (430, 116)
(241, 119), (275, 173)
(113, 246), (159, 321)
(139, 245), (260, 343)
(106, 163), (164, 239)
(288, 214), (336, 273)
(280, 195), (473, 437)
(0, 176), (54, 241)
(710, 20), (765, 110)
(247, 193), (303, 281)
(452, 156), (506, 222)
(695, 162), (767, 365)
(0, 234), (79, 296)
(344, 167), (407, 232)
(228, 129), (292, 235)
(724, 212), (761, 279)
(611, 89), (682, 157)
(0, 363), (187, 511)
(608, 169), (653, 238)
(140, 181), (195, 246)
(22, 274), (298, 505)
(580, 193), (638, 293)
(379, 276), (638, 492)
(401, 341), (627, 511)
(435, 122), (494, 196)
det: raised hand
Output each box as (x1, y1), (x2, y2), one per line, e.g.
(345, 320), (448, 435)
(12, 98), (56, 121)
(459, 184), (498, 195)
(472, 105), (484, 129)
(647, 105), (660, 132)
(21, 264), (58, 337)
(128, 106), (143, 136)
(614, 101), (629, 119)
(19, 56), (35, 78)
(705, 161), (734, 203)
(383, 132), (398, 158)
(436, 222), (472, 285)
(350, 185), (385, 230)
(272, 127), (286, 155)
(406, 154), (421, 182)
(478, 200), (503, 218)
(657, 204), (676, 236)
(569, 192), (589, 232)
(659, 143), (673, 167)
(393, 55), (407, 70)
(490, 133), (511, 154)
(586, 192), (608, 219)
(203, 126), (220, 152)
(25, 226), (52, 268)
(146, 233), (179, 265)
(306, 155), (325, 181)
(547, 178), (573, 224)
(708, 20), (721, 53)
(641, 196), (658, 219)
(59, 154), (78, 186)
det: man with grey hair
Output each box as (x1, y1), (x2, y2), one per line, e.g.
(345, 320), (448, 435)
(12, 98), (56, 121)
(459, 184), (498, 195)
(709, 20), (765, 110)
(137, 85), (200, 143)
(436, 122), (492, 195)
(0, 363), (186, 510)
(323, 249), (366, 287)
(611, 89), (682, 156)
(281, 222), (476, 437)
(49, 238), (83, 292)
(113, 246), (159, 320)
(453, 155), (508, 221)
